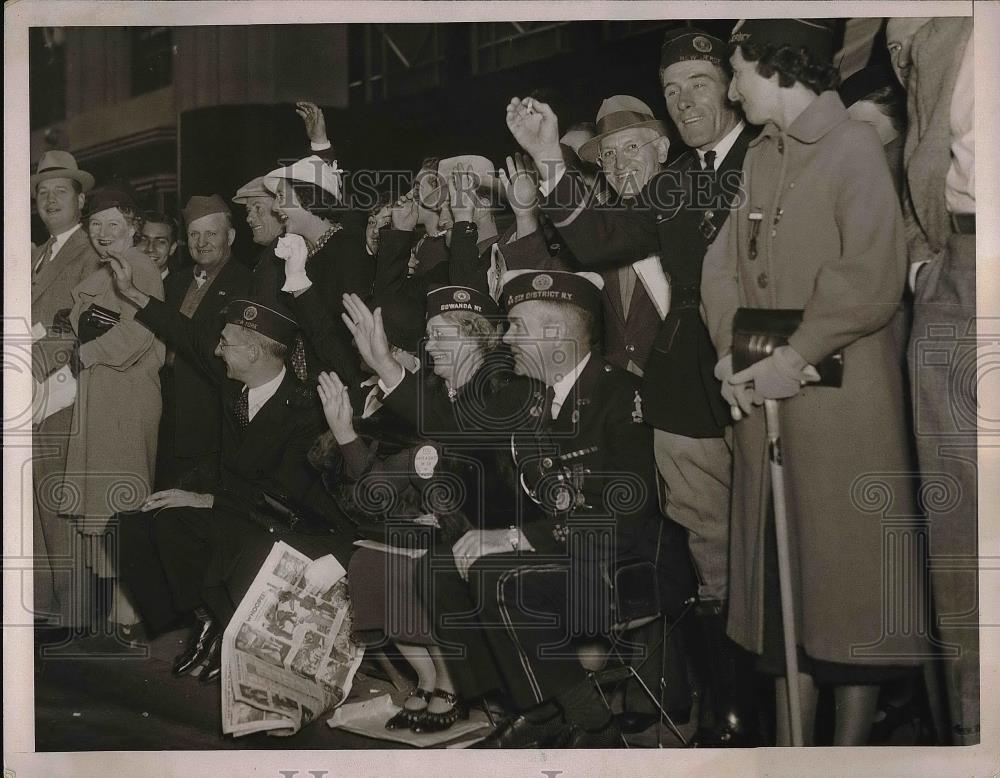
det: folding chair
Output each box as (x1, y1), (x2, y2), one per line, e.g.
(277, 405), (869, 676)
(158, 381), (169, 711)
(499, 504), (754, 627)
(578, 556), (697, 748)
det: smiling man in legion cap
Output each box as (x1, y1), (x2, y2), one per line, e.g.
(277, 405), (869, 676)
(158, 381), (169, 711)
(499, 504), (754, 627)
(506, 23), (759, 746)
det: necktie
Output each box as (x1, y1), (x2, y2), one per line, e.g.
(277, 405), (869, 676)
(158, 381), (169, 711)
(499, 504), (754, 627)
(236, 386), (250, 429)
(544, 384), (558, 423)
(703, 150), (717, 171)
(33, 237), (55, 276)
(289, 334), (308, 382)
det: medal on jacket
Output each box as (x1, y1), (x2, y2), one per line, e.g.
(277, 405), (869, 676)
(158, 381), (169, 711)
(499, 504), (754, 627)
(700, 209), (718, 241)
(632, 390), (644, 424)
(748, 208), (763, 261)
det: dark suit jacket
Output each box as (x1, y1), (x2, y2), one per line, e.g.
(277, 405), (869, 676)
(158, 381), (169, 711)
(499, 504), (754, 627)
(161, 258), (252, 458)
(138, 297), (325, 518)
(541, 127), (756, 437)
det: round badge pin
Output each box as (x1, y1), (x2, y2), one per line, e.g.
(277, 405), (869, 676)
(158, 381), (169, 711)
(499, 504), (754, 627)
(532, 274), (553, 291)
(243, 305), (258, 321)
(454, 289), (471, 303)
(692, 35), (713, 53)
(413, 444), (439, 479)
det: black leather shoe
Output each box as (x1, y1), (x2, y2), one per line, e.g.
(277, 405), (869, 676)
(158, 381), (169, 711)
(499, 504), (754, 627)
(471, 714), (568, 749)
(554, 718), (623, 748)
(689, 709), (758, 748)
(172, 618), (219, 676)
(197, 635), (223, 684)
(615, 711), (660, 734)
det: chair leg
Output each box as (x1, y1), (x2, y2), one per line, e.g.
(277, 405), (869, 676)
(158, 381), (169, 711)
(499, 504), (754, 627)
(588, 671), (630, 748)
(480, 696), (498, 728)
(626, 665), (688, 747)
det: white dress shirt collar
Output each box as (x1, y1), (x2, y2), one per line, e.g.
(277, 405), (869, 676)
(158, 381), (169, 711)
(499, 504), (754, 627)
(48, 223), (82, 260)
(695, 120), (745, 169)
(550, 352), (592, 420)
(246, 367), (286, 423)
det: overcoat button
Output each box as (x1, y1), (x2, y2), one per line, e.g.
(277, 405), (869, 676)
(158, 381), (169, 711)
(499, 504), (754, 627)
(757, 272), (769, 289)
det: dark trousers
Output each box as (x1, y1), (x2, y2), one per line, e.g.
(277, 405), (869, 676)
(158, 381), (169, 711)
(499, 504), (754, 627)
(417, 547), (613, 712)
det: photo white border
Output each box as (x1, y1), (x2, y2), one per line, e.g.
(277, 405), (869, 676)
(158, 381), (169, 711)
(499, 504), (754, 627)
(4, 1), (997, 776)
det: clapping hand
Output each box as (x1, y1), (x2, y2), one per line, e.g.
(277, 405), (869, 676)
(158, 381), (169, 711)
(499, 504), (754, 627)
(317, 371), (356, 444)
(341, 293), (400, 385)
(498, 152), (540, 230)
(296, 101), (329, 146)
(505, 96), (563, 175)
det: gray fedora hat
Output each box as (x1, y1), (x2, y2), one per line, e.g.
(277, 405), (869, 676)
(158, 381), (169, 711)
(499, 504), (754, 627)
(31, 150), (95, 193)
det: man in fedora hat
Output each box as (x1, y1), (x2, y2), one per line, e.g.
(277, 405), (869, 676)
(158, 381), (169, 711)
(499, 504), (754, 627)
(506, 26), (760, 745)
(155, 194), (250, 491)
(30, 150), (103, 636)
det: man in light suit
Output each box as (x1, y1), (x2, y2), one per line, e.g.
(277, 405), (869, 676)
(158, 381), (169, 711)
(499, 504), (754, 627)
(890, 16), (978, 746)
(30, 150), (102, 634)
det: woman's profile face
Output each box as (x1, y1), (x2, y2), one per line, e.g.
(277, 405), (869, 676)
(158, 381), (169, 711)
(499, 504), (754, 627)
(88, 206), (135, 259)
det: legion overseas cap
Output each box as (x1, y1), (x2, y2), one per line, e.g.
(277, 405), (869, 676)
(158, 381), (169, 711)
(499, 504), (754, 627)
(233, 176), (273, 204)
(426, 285), (499, 320)
(501, 270), (605, 316)
(183, 194), (231, 225)
(729, 19), (836, 64)
(660, 28), (727, 70)
(224, 298), (298, 346)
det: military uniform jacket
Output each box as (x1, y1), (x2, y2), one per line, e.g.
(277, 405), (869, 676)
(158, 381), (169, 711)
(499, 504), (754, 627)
(512, 354), (660, 568)
(540, 127), (756, 437)
(137, 297), (325, 519)
(162, 258), (252, 457)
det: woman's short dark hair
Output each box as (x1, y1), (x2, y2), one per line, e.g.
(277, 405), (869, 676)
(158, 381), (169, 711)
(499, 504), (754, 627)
(862, 84), (907, 135)
(738, 42), (840, 95)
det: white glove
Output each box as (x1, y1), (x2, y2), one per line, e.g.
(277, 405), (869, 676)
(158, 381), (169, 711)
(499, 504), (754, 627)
(276, 233), (311, 293)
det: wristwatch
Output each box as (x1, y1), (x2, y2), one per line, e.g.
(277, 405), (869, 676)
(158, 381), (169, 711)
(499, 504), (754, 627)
(508, 525), (520, 551)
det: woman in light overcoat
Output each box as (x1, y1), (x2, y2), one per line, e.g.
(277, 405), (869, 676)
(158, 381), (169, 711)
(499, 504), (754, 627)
(701, 20), (926, 745)
(60, 185), (165, 631)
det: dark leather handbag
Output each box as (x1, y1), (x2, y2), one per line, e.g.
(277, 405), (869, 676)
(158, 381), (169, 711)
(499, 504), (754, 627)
(732, 308), (843, 388)
(78, 303), (120, 344)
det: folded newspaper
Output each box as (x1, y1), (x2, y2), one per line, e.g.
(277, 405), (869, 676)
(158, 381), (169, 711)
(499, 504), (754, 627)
(221, 541), (364, 737)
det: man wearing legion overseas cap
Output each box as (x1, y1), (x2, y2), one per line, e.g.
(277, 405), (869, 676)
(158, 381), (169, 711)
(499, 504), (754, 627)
(701, 19), (928, 745)
(157, 193), (250, 490)
(103, 257), (352, 684)
(507, 26), (760, 746)
(399, 269), (690, 748)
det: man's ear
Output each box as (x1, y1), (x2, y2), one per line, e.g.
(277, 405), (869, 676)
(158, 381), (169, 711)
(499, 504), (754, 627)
(655, 136), (670, 164)
(77, 193), (86, 213)
(227, 228), (237, 247)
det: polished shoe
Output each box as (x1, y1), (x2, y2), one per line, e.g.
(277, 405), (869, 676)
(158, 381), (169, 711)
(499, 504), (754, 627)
(689, 709), (758, 748)
(411, 688), (468, 734)
(554, 717), (623, 748)
(385, 687), (432, 730)
(197, 635), (223, 684)
(173, 618), (220, 676)
(615, 711), (660, 734)
(471, 714), (568, 748)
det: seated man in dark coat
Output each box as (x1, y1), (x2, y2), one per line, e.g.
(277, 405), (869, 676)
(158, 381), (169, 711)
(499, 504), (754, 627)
(106, 254), (354, 683)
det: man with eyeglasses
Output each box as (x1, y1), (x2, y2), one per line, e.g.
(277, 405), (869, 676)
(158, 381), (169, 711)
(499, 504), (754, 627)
(507, 27), (759, 746)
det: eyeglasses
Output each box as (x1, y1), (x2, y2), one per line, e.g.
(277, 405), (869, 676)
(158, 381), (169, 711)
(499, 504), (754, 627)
(595, 136), (661, 168)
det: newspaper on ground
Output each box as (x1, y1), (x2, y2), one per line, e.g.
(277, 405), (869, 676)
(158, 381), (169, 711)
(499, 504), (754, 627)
(221, 540), (364, 737)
